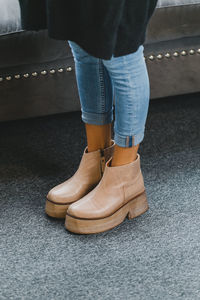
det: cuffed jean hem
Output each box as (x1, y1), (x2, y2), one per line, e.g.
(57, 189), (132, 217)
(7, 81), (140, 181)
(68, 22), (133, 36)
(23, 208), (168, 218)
(114, 131), (144, 147)
(81, 108), (114, 125)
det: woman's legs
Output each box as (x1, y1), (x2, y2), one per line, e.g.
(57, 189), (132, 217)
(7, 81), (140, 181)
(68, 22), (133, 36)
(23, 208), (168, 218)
(68, 40), (114, 153)
(68, 41), (150, 166)
(111, 144), (140, 166)
(46, 41), (116, 218)
(85, 123), (139, 167)
(102, 45), (150, 166)
(65, 42), (150, 233)
(85, 124), (112, 152)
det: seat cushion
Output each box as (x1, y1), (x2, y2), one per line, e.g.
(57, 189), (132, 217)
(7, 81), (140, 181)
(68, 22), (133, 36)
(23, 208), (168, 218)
(1, 0), (200, 44)
(146, 0), (200, 44)
(0, 0), (22, 35)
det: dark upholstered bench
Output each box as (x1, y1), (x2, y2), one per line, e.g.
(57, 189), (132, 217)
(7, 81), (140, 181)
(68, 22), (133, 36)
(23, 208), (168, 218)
(1, 0), (200, 121)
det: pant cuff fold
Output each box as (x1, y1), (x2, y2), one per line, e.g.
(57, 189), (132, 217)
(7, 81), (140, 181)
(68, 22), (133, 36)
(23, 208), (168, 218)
(81, 109), (113, 125)
(114, 131), (144, 147)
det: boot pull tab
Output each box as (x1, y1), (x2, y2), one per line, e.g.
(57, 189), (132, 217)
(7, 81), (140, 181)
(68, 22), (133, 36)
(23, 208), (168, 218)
(100, 149), (106, 175)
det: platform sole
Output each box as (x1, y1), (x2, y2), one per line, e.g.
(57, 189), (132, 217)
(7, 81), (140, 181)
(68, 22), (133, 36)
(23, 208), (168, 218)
(45, 199), (70, 218)
(65, 190), (149, 234)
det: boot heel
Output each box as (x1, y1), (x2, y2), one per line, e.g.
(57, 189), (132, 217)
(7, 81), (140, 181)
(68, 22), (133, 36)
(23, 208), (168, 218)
(127, 190), (149, 220)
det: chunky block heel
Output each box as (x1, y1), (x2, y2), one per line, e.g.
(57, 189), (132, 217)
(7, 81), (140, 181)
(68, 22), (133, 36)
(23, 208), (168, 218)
(45, 200), (69, 218)
(127, 190), (149, 220)
(65, 154), (149, 234)
(45, 140), (115, 219)
(65, 190), (149, 234)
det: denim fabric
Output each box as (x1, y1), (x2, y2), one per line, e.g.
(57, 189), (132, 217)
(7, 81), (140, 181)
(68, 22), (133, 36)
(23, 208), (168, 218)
(68, 40), (150, 147)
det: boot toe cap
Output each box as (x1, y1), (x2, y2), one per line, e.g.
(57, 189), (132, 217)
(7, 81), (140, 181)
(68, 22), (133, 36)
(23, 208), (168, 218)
(67, 198), (105, 219)
(67, 199), (93, 219)
(67, 202), (83, 218)
(47, 186), (73, 204)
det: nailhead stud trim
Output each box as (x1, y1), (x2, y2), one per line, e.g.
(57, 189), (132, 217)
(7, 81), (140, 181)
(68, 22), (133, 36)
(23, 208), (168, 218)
(157, 54), (163, 59)
(189, 49), (195, 54)
(66, 67), (72, 71)
(32, 72), (38, 77)
(173, 51), (179, 57)
(0, 66), (73, 82)
(23, 73), (29, 78)
(165, 53), (171, 58)
(0, 48), (199, 82)
(145, 48), (200, 61)
(181, 50), (187, 55)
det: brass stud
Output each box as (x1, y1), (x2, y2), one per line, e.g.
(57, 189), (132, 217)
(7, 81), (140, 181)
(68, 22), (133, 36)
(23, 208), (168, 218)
(32, 72), (38, 77)
(173, 51), (179, 57)
(181, 50), (187, 56)
(165, 52), (171, 58)
(6, 76), (12, 81)
(41, 70), (47, 75)
(189, 49), (195, 55)
(58, 68), (64, 73)
(66, 66), (72, 72)
(0, 77), (3, 82)
(23, 73), (29, 78)
(197, 48), (200, 54)
(14, 74), (21, 79)
(148, 55), (155, 60)
(50, 69), (56, 74)
(157, 54), (163, 59)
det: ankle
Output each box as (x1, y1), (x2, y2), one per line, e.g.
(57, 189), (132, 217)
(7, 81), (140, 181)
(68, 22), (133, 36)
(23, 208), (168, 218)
(85, 123), (112, 153)
(87, 140), (112, 152)
(111, 144), (139, 166)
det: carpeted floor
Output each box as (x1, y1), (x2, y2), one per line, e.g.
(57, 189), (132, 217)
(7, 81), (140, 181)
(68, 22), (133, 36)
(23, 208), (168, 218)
(0, 92), (200, 300)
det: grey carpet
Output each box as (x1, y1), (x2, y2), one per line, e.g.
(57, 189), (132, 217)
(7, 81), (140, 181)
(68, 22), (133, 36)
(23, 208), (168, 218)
(0, 92), (200, 300)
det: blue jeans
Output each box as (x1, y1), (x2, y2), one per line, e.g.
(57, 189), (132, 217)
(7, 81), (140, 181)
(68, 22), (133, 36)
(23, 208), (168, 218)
(68, 40), (150, 147)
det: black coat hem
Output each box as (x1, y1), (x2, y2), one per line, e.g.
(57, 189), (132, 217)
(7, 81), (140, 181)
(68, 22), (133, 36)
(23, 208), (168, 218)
(48, 27), (146, 60)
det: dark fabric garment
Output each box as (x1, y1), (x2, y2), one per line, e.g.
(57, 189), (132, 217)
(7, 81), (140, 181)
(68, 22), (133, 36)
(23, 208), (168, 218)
(19, 0), (158, 60)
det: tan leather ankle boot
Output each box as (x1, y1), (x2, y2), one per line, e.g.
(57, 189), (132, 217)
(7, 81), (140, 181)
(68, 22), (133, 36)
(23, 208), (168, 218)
(65, 153), (149, 234)
(45, 139), (115, 218)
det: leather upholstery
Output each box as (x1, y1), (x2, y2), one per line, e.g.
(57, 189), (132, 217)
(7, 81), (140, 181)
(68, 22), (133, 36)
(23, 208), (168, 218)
(1, 0), (200, 121)
(2, 0), (200, 41)
(0, 0), (22, 35)
(146, 0), (200, 43)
